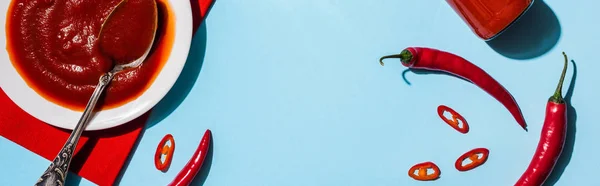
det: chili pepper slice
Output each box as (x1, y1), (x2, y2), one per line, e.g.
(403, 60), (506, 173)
(455, 148), (489, 172)
(155, 134), (176, 172)
(408, 162), (441, 181)
(437, 105), (469, 134)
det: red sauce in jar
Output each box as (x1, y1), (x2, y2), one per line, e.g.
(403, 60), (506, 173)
(446, 0), (533, 40)
(6, 0), (176, 111)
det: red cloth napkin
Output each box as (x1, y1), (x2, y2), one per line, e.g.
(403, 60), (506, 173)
(0, 0), (214, 185)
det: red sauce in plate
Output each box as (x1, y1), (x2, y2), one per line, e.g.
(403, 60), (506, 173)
(446, 0), (533, 40)
(6, 0), (176, 111)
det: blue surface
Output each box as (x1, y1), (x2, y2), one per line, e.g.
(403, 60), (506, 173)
(1, 0), (599, 185)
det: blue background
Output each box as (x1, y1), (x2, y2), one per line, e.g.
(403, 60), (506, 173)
(1, 0), (598, 185)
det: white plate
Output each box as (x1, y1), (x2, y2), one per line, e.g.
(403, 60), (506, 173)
(0, 1), (193, 131)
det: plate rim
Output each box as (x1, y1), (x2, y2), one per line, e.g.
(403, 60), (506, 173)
(0, 0), (194, 131)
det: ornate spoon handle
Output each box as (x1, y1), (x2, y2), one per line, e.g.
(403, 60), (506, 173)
(35, 73), (113, 186)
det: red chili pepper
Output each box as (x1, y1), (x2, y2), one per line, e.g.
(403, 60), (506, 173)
(455, 148), (489, 171)
(437, 105), (469, 134)
(515, 52), (569, 186)
(408, 162), (441, 181)
(169, 129), (212, 186)
(155, 134), (176, 172)
(380, 47), (527, 130)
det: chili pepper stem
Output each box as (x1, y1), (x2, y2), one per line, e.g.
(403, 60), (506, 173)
(379, 49), (413, 66)
(549, 52), (568, 104)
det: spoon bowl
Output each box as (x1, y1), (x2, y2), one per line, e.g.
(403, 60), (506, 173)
(35, 0), (158, 185)
(98, 0), (158, 74)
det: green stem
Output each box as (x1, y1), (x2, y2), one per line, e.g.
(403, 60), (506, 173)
(549, 52), (568, 103)
(379, 54), (403, 66)
(379, 49), (413, 66)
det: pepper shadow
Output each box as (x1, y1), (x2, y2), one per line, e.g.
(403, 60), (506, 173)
(191, 133), (214, 186)
(401, 69), (469, 86)
(146, 22), (208, 128)
(543, 59), (578, 186)
(486, 0), (561, 60)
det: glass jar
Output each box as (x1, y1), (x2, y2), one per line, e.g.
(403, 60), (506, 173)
(446, 0), (534, 40)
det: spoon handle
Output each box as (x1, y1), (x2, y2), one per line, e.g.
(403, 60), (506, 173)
(35, 73), (114, 186)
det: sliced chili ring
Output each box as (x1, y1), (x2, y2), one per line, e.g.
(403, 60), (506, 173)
(437, 105), (469, 134)
(408, 161), (441, 181)
(155, 134), (176, 172)
(455, 148), (489, 171)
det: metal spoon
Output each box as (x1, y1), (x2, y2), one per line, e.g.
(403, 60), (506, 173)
(35, 0), (157, 185)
